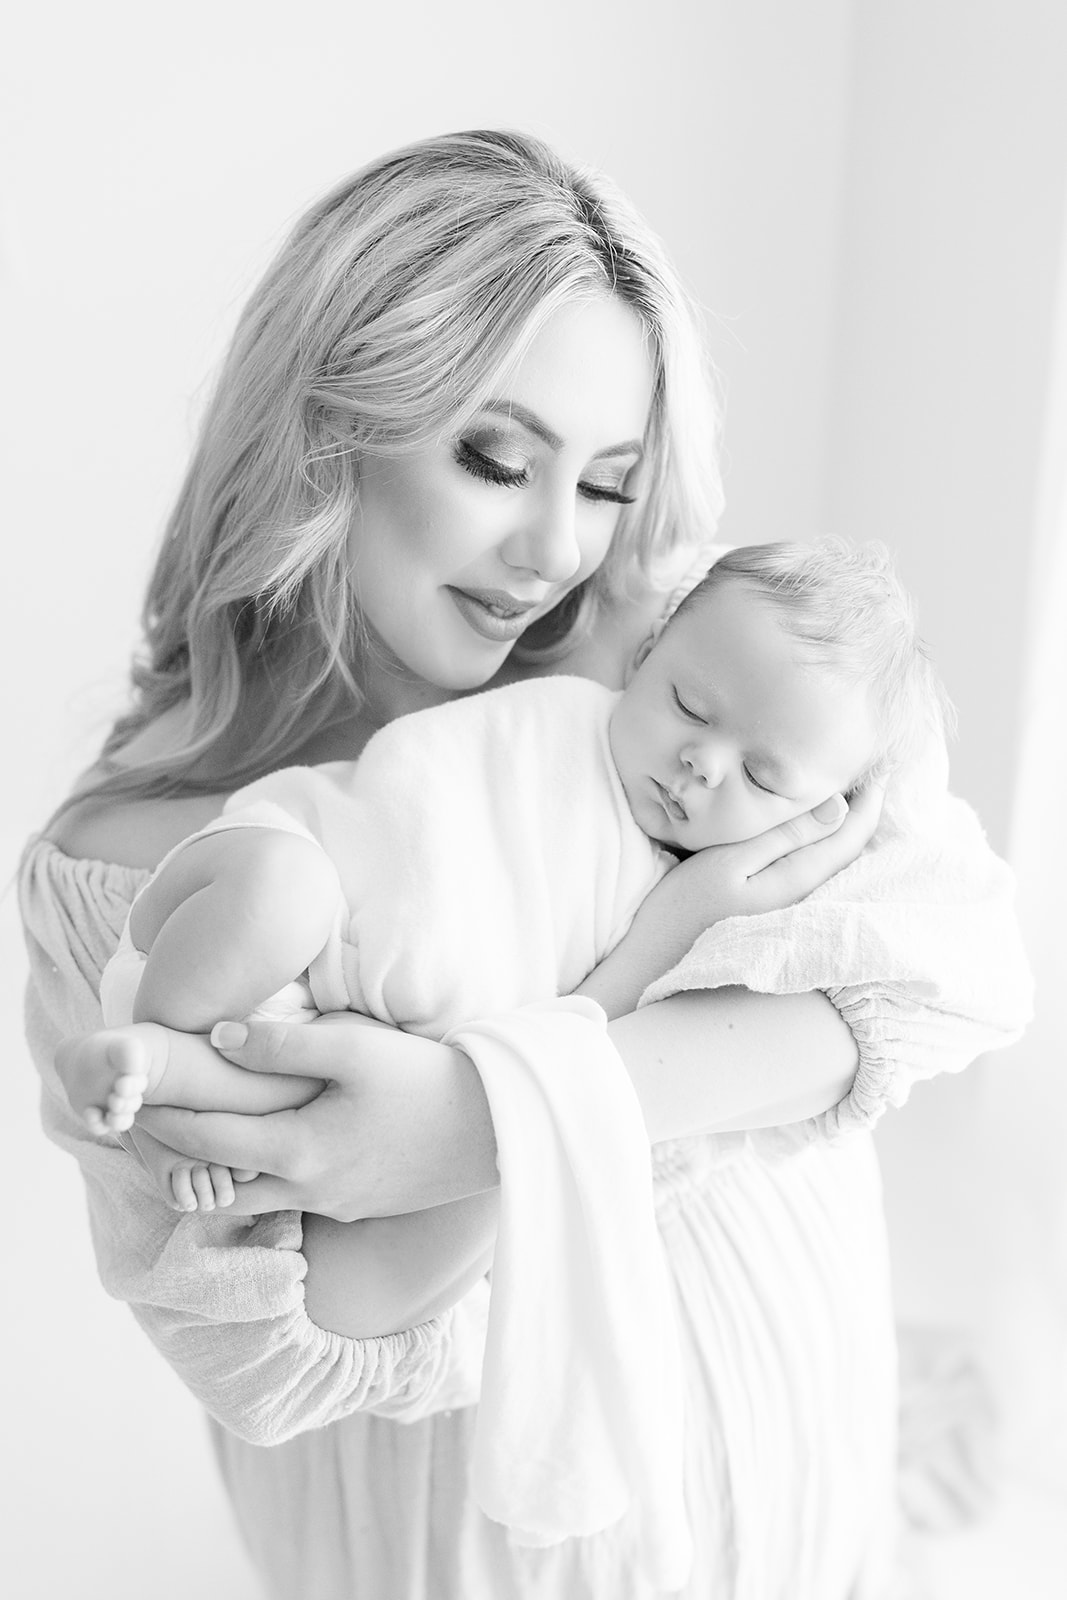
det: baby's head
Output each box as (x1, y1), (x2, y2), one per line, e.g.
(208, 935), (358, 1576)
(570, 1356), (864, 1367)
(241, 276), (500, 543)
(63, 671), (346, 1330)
(609, 538), (949, 852)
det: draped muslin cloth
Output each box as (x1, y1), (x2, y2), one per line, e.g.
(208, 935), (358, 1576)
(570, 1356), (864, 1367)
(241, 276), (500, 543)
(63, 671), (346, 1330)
(20, 546), (1035, 1598)
(447, 1005), (689, 1585)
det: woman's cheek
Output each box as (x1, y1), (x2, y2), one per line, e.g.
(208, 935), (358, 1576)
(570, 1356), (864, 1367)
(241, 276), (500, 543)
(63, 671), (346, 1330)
(574, 508), (618, 580)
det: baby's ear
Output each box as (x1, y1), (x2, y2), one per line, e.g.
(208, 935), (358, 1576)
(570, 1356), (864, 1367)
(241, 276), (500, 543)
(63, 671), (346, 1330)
(624, 628), (660, 687)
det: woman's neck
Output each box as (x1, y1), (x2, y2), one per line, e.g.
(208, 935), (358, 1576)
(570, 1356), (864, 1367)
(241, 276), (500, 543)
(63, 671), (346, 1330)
(356, 652), (456, 731)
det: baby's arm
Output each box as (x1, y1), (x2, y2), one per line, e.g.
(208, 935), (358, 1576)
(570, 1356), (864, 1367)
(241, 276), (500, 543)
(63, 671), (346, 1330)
(576, 866), (693, 1020)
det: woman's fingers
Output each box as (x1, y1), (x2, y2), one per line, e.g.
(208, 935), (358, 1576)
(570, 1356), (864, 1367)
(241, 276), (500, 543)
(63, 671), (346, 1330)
(737, 793), (846, 875)
(208, 1011), (389, 1076)
(135, 1103), (305, 1177)
(129, 1119), (299, 1214)
(745, 784), (885, 899)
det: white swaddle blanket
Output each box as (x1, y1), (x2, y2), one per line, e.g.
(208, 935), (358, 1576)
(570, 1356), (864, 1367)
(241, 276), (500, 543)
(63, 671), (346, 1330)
(104, 677), (690, 1587)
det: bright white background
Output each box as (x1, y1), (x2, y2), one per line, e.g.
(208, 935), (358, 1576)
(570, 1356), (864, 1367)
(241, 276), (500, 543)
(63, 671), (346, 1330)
(2, 2), (1064, 1595)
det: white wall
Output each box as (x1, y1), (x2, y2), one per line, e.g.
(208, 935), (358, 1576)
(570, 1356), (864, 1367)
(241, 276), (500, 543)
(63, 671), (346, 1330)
(824, 0), (1067, 853)
(2, 4), (856, 1595)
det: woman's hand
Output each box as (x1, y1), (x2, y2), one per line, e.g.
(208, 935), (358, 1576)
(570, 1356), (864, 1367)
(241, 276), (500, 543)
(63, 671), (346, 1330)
(579, 785), (883, 1019)
(665, 783), (884, 931)
(134, 1013), (499, 1222)
(132, 792), (881, 1213)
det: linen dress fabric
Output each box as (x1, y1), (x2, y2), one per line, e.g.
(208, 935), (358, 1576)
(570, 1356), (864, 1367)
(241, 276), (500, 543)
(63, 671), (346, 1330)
(20, 547), (1033, 1600)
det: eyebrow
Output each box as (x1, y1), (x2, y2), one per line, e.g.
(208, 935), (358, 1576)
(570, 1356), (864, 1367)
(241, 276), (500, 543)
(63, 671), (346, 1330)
(480, 399), (645, 461)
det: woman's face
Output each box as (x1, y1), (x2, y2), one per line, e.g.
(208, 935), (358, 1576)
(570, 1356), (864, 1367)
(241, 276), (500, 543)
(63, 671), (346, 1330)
(347, 295), (655, 709)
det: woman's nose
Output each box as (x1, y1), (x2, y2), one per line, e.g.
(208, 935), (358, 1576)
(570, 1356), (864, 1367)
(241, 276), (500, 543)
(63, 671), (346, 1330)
(504, 492), (583, 585)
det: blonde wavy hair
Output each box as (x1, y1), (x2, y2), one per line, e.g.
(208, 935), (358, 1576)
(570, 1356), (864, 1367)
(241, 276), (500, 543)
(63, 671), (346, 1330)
(77, 128), (721, 807)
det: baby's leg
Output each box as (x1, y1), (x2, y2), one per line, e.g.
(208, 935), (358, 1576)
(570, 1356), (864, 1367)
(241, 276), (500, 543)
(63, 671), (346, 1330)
(59, 1019), (324, 1131)
(57, 1024), (171, 1137)
(68, 826), (340, 1208)
(56, 1021), (327, 1210)
(129, 825), (342, 1031)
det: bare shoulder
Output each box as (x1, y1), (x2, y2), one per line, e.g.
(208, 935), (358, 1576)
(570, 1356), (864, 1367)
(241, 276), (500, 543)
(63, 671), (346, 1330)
(47, 792), (228, 872)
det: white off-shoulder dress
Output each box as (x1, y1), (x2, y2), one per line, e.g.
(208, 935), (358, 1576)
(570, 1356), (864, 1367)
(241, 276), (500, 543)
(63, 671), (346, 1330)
(19, 560), (1033, 1599)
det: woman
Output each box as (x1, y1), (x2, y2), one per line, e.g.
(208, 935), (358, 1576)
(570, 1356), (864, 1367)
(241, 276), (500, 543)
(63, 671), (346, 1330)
(21, 130), (1030, 1598)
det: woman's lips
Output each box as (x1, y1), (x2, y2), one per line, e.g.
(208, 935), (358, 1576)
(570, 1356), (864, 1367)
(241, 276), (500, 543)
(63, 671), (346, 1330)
(447, 586), (541, 643)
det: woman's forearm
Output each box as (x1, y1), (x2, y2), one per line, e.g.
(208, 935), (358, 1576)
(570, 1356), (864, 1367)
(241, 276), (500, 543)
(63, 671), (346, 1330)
(297, 990), (859, 1338)
(302, 1194), (498, 1339)
(608, 986), (858, 1144)
(137, 987), (857, 1223)
(375, 987), (858, 1207)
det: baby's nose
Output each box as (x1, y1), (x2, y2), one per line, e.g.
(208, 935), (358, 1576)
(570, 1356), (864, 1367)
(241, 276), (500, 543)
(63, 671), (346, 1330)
(681, 741), (723, 787)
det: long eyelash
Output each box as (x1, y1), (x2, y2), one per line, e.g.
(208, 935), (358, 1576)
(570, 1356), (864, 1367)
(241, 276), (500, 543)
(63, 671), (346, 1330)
(456, 441), (636, 504)
(743, 765), (776, 796)
(580, 484), (637, 506)
(671, 687), (703, 721)
(454, 441), (529, 488)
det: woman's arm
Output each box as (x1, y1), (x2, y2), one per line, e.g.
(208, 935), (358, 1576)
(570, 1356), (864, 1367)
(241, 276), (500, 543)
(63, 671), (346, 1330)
(610, 986), (858, 1138)
(23, 847), (488, 1442)
(133, 981), (857, 1220)
(134, 783), (883, 1211)
(131, 986), (854, 1342)
(133, 774), (1033, 1227)
(301, 1193), (499, 1336)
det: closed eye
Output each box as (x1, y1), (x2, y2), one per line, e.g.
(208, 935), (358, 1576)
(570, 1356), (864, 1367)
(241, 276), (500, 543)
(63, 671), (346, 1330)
(455, 440), (529, 488)
(671, 686), (704, 722)
(578, 482), (637, 506)
(456, 441), (636, 505)
(743, 765), (781, 797)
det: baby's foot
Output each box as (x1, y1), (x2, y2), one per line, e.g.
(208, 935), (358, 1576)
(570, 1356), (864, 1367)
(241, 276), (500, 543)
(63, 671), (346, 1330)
(169, 1160), (258, 1213)
(55, 1023), (170, 1135)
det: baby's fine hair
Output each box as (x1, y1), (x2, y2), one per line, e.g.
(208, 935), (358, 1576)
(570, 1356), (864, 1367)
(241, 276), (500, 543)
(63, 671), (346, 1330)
(675, 539), (953, 785)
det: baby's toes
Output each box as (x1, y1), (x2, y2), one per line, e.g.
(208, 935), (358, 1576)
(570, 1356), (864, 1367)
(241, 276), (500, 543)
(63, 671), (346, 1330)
(104, 1094), (140, 1132)
(232, 1169), (259, 1184)
(170, 1164), (198, 1213)
(208, 1165), (236, 1208)
(190, 1164), (218, 1212)
(113, 1071), (147, 1101)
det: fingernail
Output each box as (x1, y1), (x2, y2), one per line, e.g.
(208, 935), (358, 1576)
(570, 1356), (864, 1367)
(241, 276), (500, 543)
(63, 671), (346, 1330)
(211, 1021), (248, 1050)
(813, 794), (846, 824)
